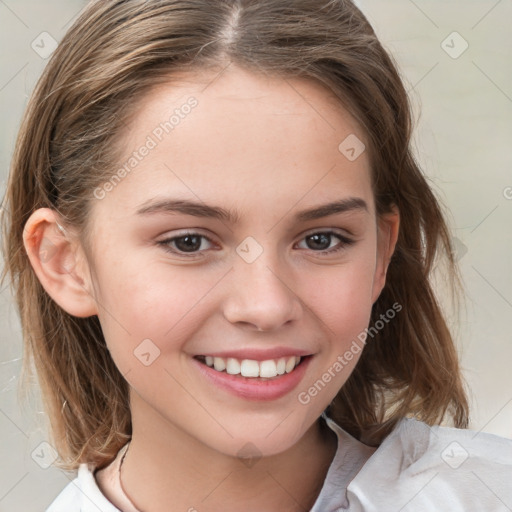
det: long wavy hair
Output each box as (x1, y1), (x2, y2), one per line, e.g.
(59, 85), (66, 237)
(1, 0), (469, 470)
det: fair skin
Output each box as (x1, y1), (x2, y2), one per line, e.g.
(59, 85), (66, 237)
(23, 64), (399, 511)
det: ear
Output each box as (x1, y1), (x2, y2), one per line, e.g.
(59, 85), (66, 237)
(371, 205), (400, 304)
(23, 208), (98, 317)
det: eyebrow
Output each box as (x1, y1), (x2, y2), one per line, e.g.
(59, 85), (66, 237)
(136, 197), (368, 223)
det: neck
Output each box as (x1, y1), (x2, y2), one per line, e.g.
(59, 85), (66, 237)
(120, 393), (338, 512)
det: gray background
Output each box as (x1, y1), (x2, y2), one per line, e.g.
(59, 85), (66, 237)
(1, 0), (511, 510)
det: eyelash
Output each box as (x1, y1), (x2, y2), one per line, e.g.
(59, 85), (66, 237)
(157, 230), (355, 258)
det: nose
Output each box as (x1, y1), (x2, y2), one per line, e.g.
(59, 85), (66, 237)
(222, 253), (303, 332)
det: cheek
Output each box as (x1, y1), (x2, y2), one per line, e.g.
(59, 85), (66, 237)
(295, 249), (377, 399)
(303, 250), (377, 332)
(91, 257), (224, 363)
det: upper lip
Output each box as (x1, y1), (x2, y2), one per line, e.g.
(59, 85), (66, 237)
(195, 348), (313, 361)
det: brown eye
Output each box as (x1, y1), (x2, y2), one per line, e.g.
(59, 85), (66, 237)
(173, 235), (203, 252)
(158, 232), (214, 257)
(305, 233), (332, 251)
(296, 230), (355, 254)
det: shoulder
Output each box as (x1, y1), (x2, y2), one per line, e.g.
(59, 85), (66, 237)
(46, 463), (121, 512)
(347, 418), (512, 511)
(382, 417), (512, 473)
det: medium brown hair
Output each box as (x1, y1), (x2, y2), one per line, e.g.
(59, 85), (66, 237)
(1, 0), (469, 469)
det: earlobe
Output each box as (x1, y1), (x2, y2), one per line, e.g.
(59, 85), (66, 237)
(371, 207), (400, 304)
(22, 208), (98, 317)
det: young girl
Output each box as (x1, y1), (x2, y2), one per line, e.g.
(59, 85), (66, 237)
(2, 0), (511, 510)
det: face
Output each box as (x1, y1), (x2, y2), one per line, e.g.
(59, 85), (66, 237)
(72, 65), (397, 457)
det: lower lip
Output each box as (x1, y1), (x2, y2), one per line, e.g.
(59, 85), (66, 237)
(192, 356), (312, 401)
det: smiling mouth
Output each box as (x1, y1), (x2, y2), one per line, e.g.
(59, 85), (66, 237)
(194, 355), (308, 379)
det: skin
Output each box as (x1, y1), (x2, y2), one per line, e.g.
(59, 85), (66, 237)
(24, 63), (399, 511)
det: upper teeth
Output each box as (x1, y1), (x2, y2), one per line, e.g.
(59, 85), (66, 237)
(203, 356), (301, 378)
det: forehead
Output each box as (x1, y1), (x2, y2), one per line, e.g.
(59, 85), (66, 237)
(130, 64), (355, 126)
(93, 64), (373, 222)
